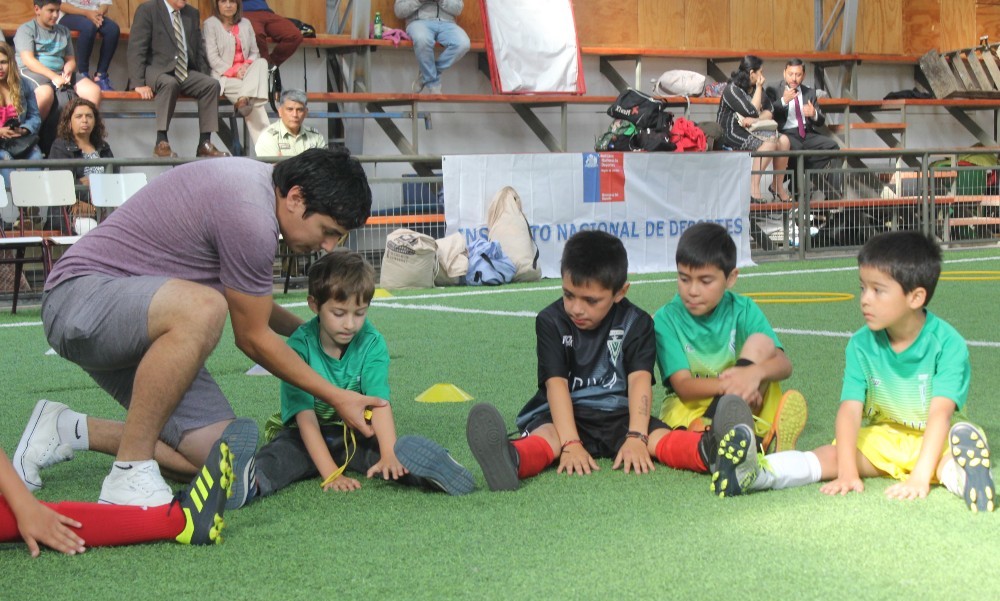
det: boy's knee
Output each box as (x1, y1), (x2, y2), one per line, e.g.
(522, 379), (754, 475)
(740, 333), (777, 361)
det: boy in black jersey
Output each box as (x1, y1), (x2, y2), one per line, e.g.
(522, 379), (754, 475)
(465, 231), (752, 491)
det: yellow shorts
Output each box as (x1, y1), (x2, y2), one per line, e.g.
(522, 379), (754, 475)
(661, 382), (782, 439)
(845, 423), (948, 482)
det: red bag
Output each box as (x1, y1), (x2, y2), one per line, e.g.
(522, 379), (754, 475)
(670, 117), (707, 152)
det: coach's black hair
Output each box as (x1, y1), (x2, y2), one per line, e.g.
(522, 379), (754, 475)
(675, 222), (737, 277)
(272, 147), (372, 230)
(857, 231), (941, 306)
(561, 230), (628, 292)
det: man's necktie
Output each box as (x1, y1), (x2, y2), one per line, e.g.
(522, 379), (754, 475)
(794, 95), (805, 138)
(172, 10), (188, 82)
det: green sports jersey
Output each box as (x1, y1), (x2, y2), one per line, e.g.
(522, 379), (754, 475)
(279, 316), (391, 427)
(841, 310), (970, 430)
(653, 291), (782, 396)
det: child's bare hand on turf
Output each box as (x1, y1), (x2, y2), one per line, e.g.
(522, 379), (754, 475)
(323, 475), (361, 492)
(612, 437), (655, 474)
(558, 445), (599, 475)
(16, 500), (85, 557)
(884, 478), (929, 500)
(367, 454), (408, 480)
(820, 476), (864, 496)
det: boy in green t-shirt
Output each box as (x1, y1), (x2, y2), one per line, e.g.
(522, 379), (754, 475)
(241, 250), (473, 503)
(654, 222), (806, 453)
(713, 231), (994, 513)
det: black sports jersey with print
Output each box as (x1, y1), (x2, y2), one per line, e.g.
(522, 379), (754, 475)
(515, 297), (656, 431)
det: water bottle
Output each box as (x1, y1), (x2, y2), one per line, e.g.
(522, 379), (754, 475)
(373, 12), (383, 39)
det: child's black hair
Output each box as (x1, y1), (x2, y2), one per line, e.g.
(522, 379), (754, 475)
(307, 248), (376, 307)
(34, 0), (61, 8)
(561, 230), (628, 292)
(857, 231), (942, 306)
(675, 222), (737, 276)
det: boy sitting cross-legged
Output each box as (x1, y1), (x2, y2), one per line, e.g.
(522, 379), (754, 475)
(466, 230), (753, 491)
(655, 222), (806, 453)
(240, 250), (474, 504)
(713, 231), (995, 513)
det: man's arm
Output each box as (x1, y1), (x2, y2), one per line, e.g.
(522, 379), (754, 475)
(439, 0), (464, 18)
(225, 288), (383, 435)
(394, 0), (422, 20)
(269, 301), (303, 337)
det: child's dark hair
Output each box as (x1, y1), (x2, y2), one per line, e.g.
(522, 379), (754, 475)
(34, 0), (61, 7)
(561, 230), (627, 292)
(675, 222), (737, 276)
(857, 231), (941, 306)
(307, 249), (376, 307)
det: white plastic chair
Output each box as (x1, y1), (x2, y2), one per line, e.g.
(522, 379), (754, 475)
(0, 187), (45, 313)
(89, 172), (147, 214)
(10, 170), (79, 275)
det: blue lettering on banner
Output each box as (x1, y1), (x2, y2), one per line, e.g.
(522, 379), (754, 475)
(460, 227), (489, 246)
(582, 153), (601, 203)
(668, 218), (744, 236)
(529, 224), (552, 242)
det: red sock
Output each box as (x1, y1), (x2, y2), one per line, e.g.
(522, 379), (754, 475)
(511, 435), (555, 479)
(656, 430), (708, 473)
(0, 497), (185, 547)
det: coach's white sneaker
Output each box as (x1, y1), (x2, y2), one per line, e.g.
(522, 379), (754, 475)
(98, 460), (174, 506)
(13, 399), (75, 491)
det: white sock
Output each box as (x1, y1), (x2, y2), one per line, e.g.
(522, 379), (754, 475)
(939, 458), (965, 498)
(56, 408), (89, 451)
(750, 450), (822, 491)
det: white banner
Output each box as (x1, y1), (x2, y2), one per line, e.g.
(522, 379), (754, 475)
(443, 153), (753, 278)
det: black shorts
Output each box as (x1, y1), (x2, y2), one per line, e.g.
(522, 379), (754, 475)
(521, 406), (670, 459)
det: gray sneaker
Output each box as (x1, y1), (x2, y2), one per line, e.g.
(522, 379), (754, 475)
(13, 399), (75, 491)
(99, 460), (174, 506)
(701, 395), (753, 472)
(466, 403), (519, 491)
(395, 435), (475, 495)
(711, 423), (759, 498)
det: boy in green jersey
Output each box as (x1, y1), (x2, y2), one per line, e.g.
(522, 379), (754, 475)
(713, 231), (994, 513)
(654, 222), (806, 453)
(242, 250), (474, 503)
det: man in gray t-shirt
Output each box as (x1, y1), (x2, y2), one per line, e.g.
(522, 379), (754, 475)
(13, 149), (382, 508)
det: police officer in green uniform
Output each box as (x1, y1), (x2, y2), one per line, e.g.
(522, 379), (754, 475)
(255, 89), (327, 157)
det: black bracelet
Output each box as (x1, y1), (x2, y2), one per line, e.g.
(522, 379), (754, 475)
(625, 430), (649, 445)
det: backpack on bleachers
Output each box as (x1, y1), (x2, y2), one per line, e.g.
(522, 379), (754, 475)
(379, 228), (439, 290)
(486, 186), (541, 282)
(655, 70), (706, 97)
(464, 238), (516, 286)
(595, 119), (636, 151)
(434, 232), (469, 287)
(606, 88), (671, 130)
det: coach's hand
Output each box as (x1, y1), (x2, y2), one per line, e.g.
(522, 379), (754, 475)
(332, 391), (386, 437)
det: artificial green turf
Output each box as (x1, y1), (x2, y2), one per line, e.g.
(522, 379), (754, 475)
(2, 249), (1000, 600)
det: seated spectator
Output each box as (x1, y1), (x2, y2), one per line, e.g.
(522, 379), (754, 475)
(203, 0), (270, 148)
(48, 97), (112, 185)
(14, 0), (102, 121)
(127, 0), (228, 158)
(717, 55), (791, 203)
(0, 42), (44, 193)
(769, 59), (842, 198)
(57, 0), (120, 91)
(394, 0), (470, 94)
(241, 0), (302, 70)
(255, 89), (325, 157)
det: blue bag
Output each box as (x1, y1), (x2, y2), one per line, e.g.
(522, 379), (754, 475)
(464, 238), (516, 286)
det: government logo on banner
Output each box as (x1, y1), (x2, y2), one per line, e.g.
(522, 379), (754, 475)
(582, 153), (625, 203)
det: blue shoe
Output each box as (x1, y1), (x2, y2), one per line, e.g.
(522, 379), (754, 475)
(221, 418), (259, 510)
(712, 424), (759, 498)
(950, 422), (995, 513)
(394, 435), (474, 495)
(94, 73), (114, 91)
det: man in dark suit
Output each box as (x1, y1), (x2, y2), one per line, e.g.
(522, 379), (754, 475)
(127, 0), (228, 157)
(769, 59), (841, 198)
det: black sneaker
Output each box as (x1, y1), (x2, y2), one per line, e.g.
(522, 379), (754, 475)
(701, 395), (754, 472)
(173, 440), (234, 545)
(394, 435), (474, 495)
(711, 424), (759, 498)
(466, 403), (519, 491)
(222, 418), (259, 510)
(950, 422), (995, 513)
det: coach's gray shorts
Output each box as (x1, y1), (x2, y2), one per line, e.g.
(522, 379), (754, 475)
(42, 274), (236, 448)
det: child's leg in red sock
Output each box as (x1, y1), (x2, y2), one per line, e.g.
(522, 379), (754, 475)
(655, 430), (708, 473)
(511, 435), (555, 479)
(0, 496), (185, 547)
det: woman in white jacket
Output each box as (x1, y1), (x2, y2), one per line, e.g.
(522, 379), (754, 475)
(203, 0), (270, 147)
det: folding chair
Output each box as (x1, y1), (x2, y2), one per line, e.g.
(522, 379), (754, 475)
(89, 172), (148, 219)
(10, 170), (79, 274)
(0, 188), (46, 314)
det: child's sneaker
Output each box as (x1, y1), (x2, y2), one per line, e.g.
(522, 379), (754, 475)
(13, 399), (75, 491)
(173, 440), (234, 545)
(761, 390), (808, 454)
(466, 403), (519, 491)
(950, 422), (995, 513)
(93, 73), (114, 91)
(99, 459), (174, 506)
(701, 395), (754, 471)
(395, 435), (475, 495)
(712, 424), (759, 497)
(221, 418), (259, 510)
